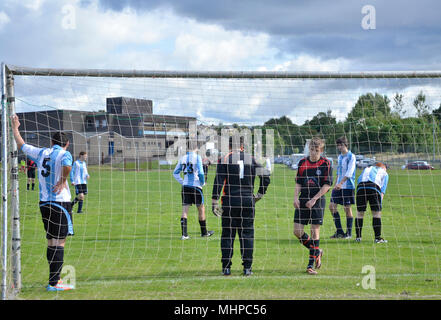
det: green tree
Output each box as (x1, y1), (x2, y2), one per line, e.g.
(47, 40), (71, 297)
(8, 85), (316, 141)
(347, 93), (391, 123)
(413, 91), (431, 118)
(432, 103), (441, 123)
(392, 93), (406, 118)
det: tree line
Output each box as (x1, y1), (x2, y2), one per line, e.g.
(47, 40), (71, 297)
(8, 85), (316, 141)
(258, 92), (441, 155)
(210, 91), (441, 155)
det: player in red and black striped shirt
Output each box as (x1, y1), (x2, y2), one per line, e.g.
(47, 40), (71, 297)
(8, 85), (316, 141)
(26, 158), (37, 190)
(293, 137), (332, 275)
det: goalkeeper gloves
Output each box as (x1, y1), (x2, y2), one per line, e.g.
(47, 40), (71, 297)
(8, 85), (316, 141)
(212, 200), (223, 217)
(254, 193), (264, 203)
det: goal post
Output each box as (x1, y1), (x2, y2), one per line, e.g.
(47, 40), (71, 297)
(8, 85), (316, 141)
(1, 63), (441, 299)
(1, 63), (8, 300)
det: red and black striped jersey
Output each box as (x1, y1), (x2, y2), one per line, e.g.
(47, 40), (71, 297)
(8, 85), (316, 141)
(296, 156), (332, 199)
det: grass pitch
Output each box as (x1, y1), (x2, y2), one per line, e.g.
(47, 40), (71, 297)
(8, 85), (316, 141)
(14, 164), (441, 299)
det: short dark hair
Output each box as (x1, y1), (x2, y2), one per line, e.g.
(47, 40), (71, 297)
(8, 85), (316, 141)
(336, 136), (348, 147)
(79, 151), (87, 157)
(51, 132), (69, 147)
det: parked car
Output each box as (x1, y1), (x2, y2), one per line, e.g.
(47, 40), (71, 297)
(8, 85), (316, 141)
(357, 158), (376, 169)
(274, 157), (284, 164)
(291, 160), (301, 170)
(405, 161), (434, 170)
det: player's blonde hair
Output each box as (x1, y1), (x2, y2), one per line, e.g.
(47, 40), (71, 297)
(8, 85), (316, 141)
(309, 136), (325, 151)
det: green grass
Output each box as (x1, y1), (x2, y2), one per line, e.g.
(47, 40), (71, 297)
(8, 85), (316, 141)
(13, 165), (441, 299)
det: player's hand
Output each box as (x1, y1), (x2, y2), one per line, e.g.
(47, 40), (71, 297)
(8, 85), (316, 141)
(334, 183), (342, 190)
(254, 193), (263, 203)
(10, 114), (20, 131)
(293, 199), (300, 209)
(305, 198), (317, 209)
(53, 180), (68, 194)
(212, 199), (223, 217)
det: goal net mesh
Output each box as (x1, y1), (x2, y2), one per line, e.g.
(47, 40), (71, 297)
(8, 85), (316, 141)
(4, 69), (441, 299)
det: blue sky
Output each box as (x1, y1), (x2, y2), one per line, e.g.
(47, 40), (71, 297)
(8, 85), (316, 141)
(1, 0), (441, 124)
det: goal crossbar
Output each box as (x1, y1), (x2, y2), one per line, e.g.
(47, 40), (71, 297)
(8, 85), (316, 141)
(6, 65), (441, 79)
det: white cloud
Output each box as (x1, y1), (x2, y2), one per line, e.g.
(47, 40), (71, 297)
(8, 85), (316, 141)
(6, 0), (441, 126)
(273, 54), (351, 72)
(173, 23), (275, 69)
(0, 11), (10, 31)
(22, 0), (46, 11)
(4, 1), (275, 71)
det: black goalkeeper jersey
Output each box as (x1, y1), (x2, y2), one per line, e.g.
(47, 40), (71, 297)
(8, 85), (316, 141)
(296, 156), (333, 201)
(212, 151), (271, 208)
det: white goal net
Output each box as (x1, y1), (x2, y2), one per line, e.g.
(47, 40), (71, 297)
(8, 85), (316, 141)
(1, 66), (440, 299)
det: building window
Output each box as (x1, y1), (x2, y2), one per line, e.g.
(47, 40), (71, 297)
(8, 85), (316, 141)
(95, 120), (100, 128)
(135, 142), (139, 150)
(87, 119), (93, 128)
(127, 142), (131, 150)
(101, 119), (107, 128)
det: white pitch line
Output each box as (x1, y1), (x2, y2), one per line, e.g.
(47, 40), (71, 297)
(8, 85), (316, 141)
(74, 272), (440, 286)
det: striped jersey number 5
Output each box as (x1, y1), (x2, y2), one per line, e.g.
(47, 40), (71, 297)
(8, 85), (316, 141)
(182, 163), (194, 175)
(41, 157), (51, 177)
(237, 160), (244, 179)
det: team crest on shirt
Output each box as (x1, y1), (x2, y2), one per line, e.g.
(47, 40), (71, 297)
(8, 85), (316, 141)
(316, 169), (321, 176)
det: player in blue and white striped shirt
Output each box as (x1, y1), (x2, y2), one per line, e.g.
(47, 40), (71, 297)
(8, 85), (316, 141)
(11, 114), (75, 292)
(355, 162), (389, 243)
(70, 151), (90, 213)
(173, 139), (214, 240)
(329, 137), (356, 239)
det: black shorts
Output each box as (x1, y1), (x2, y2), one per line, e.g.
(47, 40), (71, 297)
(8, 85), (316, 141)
(356, 182), (382, 212)
(294, 196), (326, 225)
(27, 170), (36, 179)
(75, 184), (88, 195)
(330, 188), (355, 206)
(181, 186), (204, 206)
(39, 201), (74, 240)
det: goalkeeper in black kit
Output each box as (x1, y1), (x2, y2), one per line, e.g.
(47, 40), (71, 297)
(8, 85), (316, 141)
(211, 137), (271, 276)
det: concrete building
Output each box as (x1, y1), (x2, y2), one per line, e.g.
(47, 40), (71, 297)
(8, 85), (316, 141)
(15, 97), (197, 165)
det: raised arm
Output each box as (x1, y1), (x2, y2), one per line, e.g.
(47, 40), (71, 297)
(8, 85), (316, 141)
(10, 114), (25, 150)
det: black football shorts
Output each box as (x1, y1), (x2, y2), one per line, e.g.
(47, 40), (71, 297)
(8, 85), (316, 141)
(39, 201), (74, 239)
(181, 186), (204, 206)
(294, 196), (326, 225)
